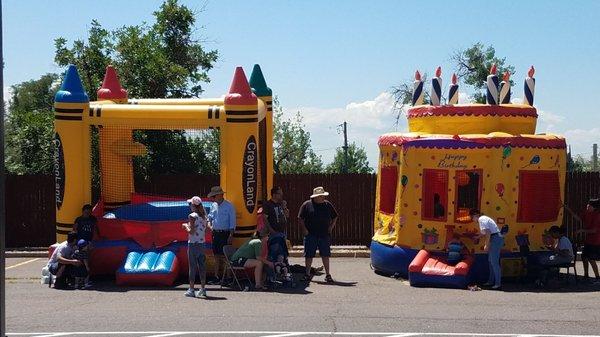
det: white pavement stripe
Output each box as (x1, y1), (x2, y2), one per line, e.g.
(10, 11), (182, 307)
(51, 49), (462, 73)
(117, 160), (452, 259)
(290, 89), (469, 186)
(5, 258), (41, 270)
(6, 333), (600, 337)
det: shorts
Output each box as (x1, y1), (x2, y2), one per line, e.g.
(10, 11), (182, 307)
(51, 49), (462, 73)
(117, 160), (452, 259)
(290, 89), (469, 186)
(303, 234), (331, 258)
(212, 230), (231, 256)
(582, 244), (600, 260)
(231, 257), (248, 268)
(188, 243), (206, 277)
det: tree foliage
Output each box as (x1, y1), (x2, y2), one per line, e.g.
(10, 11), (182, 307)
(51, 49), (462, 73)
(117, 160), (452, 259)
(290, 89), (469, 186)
(325, 142), (373, 174)
(450, 42), (515, 103)
(5, 74), (59, 174)
(273, 97), (323, 174)
(52, 0), (219, 178)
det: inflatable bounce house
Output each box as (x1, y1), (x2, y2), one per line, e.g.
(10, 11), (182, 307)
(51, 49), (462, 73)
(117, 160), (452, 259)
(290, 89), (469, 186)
(52, 64), (273, 286)
(371, 65), (567, 288)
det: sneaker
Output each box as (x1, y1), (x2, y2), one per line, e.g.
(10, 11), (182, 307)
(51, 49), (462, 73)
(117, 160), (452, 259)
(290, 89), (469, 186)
(196, 288), (207, 299)
(325, 274), (334, 283)
(184, 288), (196, 297)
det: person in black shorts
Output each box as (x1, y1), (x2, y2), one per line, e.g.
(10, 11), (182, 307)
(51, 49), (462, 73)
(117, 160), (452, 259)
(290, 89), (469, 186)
(298, 186), (338, 283)
(206, 186), (236, 282)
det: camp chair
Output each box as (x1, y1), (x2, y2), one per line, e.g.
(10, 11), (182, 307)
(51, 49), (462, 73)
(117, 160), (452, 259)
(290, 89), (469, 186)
(555, 243), (578, 285)
(221, 245), (252, 291)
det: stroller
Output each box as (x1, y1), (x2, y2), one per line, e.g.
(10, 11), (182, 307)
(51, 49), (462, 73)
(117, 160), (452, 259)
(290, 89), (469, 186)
(266, 234), (295, 288)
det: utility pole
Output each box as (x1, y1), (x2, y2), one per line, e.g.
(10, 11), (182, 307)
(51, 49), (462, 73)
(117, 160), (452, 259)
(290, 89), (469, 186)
(1, 0), (6, 334)
(593, 143), (598, 172)
(340, 121), (348, 173)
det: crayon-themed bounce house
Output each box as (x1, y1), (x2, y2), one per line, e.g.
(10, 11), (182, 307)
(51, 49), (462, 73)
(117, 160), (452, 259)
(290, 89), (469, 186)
(371, 65), (567, 288)
(52, 64), (274, 285)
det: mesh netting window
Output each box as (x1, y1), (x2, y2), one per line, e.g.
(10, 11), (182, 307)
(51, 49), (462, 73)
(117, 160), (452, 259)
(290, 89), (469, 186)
(422, 169), (448, 221)
(517, 170), (560, 223)
(455, 170), (482, 223)
(379, 166), (398, 214)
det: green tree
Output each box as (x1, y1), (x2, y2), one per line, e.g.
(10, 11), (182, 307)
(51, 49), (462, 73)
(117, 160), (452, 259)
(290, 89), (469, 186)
(53, 0), (219, 178)
(325, 142), (373, 174)
(450, 43), (515, 103)
(273, 98), (323, 174)
(5, 74), (59, 174)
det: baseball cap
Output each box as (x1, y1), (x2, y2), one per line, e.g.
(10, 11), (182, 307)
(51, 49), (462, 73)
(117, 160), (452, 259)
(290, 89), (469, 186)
(187, 196), (202, 205)
(77, 239), (89, 249)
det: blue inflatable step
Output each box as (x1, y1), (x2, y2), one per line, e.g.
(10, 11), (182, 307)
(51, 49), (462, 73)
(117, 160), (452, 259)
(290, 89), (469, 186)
(116, 250), (180, 286)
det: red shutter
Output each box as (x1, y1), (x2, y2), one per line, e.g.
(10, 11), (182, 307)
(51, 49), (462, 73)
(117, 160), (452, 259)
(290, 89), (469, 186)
(379, 166), (398, 214)
(518, 170), (561, 223)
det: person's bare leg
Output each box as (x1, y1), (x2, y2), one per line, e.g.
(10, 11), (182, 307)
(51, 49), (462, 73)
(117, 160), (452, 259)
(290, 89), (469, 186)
(305, 257), (313, 276)
(322, 256), (330, 275)
(583, 258), (590, 278)
(591, 260), (600, 278)
(55, 264), (66, 278)
(244, 259), (264, 288)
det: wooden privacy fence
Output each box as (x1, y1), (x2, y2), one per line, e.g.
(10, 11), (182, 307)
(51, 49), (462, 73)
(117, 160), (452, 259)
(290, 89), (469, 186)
(4, 172), (599, 248)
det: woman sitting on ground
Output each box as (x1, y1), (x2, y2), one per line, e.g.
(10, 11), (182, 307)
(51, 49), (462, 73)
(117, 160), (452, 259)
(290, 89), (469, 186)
(230, 227), (274, 290)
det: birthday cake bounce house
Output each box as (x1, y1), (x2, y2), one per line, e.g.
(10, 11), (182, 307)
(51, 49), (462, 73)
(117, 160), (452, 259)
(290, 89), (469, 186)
(52, 63), (273, 286)
(371, 65), (567, 288)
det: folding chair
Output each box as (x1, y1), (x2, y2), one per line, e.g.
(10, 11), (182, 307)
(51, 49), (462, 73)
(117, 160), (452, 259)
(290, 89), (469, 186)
(221, 245), (252, 290)
(556, 243), (578, 285)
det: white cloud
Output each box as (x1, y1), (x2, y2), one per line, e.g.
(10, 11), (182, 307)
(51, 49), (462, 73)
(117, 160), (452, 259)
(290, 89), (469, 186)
(537, 109), (566, 133)
(511, 97), (524, 104)
(563, 128), (600, 156)
(289, 92), (402, 168)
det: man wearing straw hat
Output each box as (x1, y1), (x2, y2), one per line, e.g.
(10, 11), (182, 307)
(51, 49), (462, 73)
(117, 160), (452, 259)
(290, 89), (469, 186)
(298, 186), (338, 283)
(207, 186), (236, 282)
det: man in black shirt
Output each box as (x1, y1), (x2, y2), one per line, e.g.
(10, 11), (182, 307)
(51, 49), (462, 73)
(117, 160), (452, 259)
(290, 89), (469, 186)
(263, 186), (289, 236)
(73, 204), (99, 242)
(298, 186), (338, 283)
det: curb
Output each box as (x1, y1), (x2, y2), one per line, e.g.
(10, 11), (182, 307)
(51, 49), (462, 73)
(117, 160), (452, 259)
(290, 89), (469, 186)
(6, 247), (371, 259)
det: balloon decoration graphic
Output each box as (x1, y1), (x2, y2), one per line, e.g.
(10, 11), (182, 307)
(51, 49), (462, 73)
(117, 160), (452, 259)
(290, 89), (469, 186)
(401, 175), (408, 197)
(496, 182), (508, 205)
(501, 146), (511, 170)
(522, 154), (541, 168)
(457, 171), (470, 186)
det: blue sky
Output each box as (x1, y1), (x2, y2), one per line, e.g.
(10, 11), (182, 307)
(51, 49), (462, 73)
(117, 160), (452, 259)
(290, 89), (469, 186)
(4, 0), (600, 167)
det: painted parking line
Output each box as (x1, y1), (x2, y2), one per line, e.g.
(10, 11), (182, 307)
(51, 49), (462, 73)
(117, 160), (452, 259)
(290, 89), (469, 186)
(5, 258), (41, 270)
(6, 332), (600, 337)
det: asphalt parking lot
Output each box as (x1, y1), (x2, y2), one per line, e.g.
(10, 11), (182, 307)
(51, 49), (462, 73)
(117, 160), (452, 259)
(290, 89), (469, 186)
(5, 256), (600, 337)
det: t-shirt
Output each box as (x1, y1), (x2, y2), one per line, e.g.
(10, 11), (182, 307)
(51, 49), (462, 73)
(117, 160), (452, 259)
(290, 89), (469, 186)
(231, 238), (262, 260)
(583, 210), (600, 245)
(47, 241), (73, 266)
(558, 236), (574, 259)
(478, 215), (500, 235)
(73, 249), (89, 261)
(298, 200), (338, 237)
(263, 199), (288, 234)
(188, 212), (206, 244)
(74, 216), (97, 241)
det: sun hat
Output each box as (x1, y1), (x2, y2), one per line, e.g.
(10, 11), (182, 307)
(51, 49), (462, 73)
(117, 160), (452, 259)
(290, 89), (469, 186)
(310, 186), (330, 198)
(207, 186), (226, 198)
(187, 196), (202, 205)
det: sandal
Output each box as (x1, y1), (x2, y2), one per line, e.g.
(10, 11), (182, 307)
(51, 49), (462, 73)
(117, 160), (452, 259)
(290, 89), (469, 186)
(325, 274), (334, 283)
